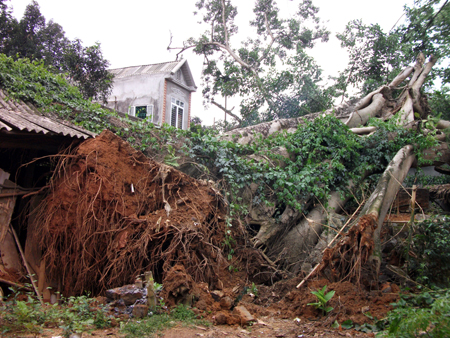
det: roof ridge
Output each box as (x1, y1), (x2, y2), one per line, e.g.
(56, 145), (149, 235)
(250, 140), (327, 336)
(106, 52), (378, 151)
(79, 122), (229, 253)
(109, 60), (181, 71)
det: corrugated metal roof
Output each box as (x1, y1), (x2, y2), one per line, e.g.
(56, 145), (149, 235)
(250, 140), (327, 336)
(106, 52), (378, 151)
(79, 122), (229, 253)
(109, 60), (181, 79)
(0, 89), (95, 139)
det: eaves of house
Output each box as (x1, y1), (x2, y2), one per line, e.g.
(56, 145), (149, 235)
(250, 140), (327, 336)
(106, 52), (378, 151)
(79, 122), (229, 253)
(0, 89), (95, 151)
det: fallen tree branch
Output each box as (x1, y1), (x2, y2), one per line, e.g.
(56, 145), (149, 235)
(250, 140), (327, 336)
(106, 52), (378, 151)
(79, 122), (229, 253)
(10, 225), (44, 305)
(349, 126), (378, 135)
(211, 100), (242, 123)
(0, 277), (31, 291)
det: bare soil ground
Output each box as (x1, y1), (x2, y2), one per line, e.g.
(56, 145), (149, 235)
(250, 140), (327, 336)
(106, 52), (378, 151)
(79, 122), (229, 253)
(2, 320), (374, 338)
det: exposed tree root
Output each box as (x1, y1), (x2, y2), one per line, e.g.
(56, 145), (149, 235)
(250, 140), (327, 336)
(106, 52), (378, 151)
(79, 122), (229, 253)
(35, 130), (233, 296)
(319, 215), (378, 287)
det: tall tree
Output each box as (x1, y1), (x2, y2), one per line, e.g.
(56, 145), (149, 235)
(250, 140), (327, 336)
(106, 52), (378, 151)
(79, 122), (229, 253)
(12, 0), (46, 59)
(0, 0), (113, 102)
(63, 39), (113, 103)
(0, 0), (15, 51)
(170, 0), (332, 126)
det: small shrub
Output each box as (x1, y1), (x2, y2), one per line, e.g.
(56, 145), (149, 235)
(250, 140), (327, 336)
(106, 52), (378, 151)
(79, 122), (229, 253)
(250, 282), (258, 297)
(409, 217), (450, 287)
(307, 285), (335, 316)
(121, 303), (209, 337)
(0, 291), (111, 336)
(379, 289), (450, 337)
(120, 313), (174, 337)
(171, 304), (197, 321)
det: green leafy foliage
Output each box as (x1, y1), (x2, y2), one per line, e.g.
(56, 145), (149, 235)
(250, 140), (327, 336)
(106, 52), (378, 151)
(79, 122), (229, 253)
(428, 87), (450, 120)
(0, 53), (111, 133)
(121, 304), (209, 338)
(0, 0), (113, 102)
(170, 304), (197, 321)
(335, 0), (450, 113)
(180, 0), (332, 125)
(250, 282), (258, 297)
(120, 312), (175, 337)
(409, 217), (450, 287)
(0, 54), (190, 164)
(379, 289), (450, 338)
(0, 291), (111, 336)
(307, 285), (335, 315)
(189, 114), (438, 220)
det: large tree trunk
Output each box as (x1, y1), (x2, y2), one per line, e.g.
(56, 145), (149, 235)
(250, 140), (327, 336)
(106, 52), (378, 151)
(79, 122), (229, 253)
(220, 54), (449, 279)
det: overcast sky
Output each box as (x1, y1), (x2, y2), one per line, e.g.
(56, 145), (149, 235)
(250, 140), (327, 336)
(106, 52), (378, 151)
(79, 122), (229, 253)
(10, 0), (413, 125)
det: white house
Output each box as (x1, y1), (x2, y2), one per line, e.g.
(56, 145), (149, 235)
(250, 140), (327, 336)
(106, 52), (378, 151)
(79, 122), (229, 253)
(106, 59), (197, 130)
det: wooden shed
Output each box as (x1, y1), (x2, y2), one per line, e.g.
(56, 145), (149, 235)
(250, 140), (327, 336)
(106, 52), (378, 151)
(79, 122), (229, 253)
(0, 88), (95, 297)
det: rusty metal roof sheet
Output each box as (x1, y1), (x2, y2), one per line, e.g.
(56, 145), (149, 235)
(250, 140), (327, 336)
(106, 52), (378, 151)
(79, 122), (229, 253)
(0, 89), (96, 139)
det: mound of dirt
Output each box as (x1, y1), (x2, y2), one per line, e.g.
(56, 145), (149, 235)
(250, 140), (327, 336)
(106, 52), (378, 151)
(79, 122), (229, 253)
(237, 277), (398, 328)
(36, 130), (230, 296)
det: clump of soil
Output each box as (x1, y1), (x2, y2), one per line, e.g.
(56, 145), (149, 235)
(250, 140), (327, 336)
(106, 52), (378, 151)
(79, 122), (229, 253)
(36, 130), (230, 296)
(237, 277), (398, 330)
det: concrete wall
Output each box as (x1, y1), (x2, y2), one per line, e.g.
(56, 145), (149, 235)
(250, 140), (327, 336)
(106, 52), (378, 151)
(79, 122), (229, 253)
(165, 80), (191, 129)
(106, 73), (166, 125)
(174, 68), (188, 87)
(106, 68), (193, 130)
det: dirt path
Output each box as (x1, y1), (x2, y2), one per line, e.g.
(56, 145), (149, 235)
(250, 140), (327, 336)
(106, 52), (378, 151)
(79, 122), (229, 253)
(28, 318), (374, 338)
(161, 319), (374, 338)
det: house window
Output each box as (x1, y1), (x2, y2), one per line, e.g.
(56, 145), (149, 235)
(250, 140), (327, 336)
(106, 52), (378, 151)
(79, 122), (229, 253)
(170, 98), (184, 129)
(128, 105), (154, 121)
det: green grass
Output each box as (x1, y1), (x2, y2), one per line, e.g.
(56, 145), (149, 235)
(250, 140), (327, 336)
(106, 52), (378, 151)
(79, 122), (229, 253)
(0, 292), (111, 337)
(120, 304), (210, 338)
(1, 292), (210, 338)
(120, 313), (175, 337)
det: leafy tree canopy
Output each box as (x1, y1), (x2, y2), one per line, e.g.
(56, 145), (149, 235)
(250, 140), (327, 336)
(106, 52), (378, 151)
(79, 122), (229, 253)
(335, 0), (450, 117)
(0, 0), (113, 102)
(171, 0), (334, 126)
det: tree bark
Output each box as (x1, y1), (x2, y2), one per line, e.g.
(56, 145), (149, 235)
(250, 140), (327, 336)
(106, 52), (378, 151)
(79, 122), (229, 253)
(279, 190), (352, 272)
(218, 53), (443, 280)
(360, 145), (416, 274)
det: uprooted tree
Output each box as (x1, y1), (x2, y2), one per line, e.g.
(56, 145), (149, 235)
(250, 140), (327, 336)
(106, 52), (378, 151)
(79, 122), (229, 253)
(2, 1), (450, 297)
(1, 53), (447, 296)
(185, 52), (448, 286)
(169, 0), (450, 286)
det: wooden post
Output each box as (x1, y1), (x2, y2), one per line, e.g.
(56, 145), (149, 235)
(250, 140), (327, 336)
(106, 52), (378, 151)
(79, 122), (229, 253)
(145, 271), (157, 311)
(10, 225), (44, 306)
(406, 185), (417, 273)
(0, 173), (25, 278)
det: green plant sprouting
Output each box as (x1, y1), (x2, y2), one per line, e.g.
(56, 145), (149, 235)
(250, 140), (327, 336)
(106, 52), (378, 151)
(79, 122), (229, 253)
(307, 285), (335, 316)
(250, 282), (258, 297)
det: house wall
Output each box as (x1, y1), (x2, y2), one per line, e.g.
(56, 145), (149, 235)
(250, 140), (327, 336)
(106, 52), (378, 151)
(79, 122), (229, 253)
(106, 74), (166, 125)
(165, 80), (191, 129)
(174, 68), (188, 87)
